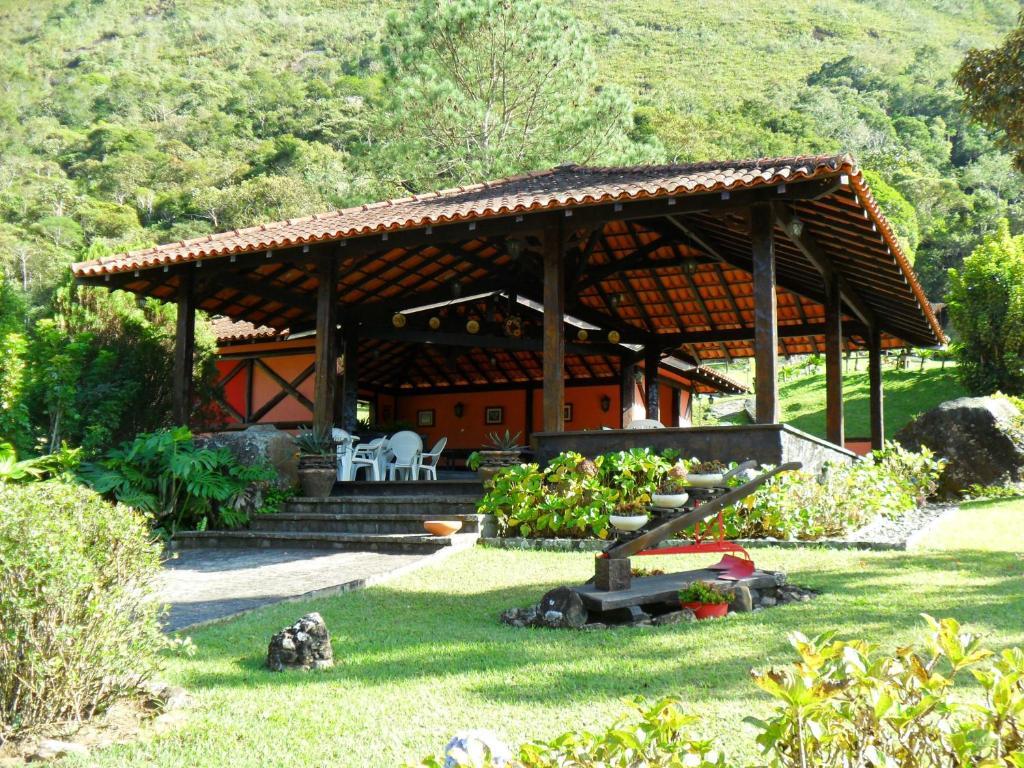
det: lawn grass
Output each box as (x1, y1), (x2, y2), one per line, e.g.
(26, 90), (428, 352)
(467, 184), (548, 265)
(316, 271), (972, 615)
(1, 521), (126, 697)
(706, 364), (966, 439)
(79, 503), (1024, 768)
(782, 364), (966, 439)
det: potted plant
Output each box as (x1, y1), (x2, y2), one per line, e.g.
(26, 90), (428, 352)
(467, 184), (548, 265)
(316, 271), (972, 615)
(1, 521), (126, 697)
(687, 459), (728, 488)
(293, 427), (336, 498)
(652, 461), (689, 508)
(468, 430), (524, 484)
(679, 581), (733, 620)
(609, 497), (650, 532)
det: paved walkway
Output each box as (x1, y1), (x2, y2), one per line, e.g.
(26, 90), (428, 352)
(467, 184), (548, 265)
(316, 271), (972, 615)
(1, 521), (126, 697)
(160, 548), (430, 632)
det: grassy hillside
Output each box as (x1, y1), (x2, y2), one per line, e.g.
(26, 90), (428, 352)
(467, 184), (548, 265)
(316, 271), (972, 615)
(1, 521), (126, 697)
(706, 363), (967, 439)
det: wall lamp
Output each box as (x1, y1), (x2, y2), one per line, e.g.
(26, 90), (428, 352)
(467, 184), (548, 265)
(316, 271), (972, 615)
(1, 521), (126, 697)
(454, 402), (465, 418)
(600, 394), (611, 413)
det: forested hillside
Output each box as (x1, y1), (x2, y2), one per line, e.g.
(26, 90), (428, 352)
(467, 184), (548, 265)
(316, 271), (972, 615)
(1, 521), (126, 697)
(0, 0), (1019, 305)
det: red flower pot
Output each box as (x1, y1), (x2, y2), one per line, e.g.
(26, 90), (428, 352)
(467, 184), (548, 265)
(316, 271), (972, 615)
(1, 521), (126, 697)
(682, 601), (729, 620)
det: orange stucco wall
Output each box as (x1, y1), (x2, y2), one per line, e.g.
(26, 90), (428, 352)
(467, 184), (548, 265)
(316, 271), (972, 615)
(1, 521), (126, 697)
(214, 344), (692, 451)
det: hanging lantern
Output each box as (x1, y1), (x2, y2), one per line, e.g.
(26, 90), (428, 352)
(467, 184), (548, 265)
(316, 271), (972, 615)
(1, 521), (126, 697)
(392, 313), (407, 328)
(608, 330), (621, 344)
(576, 329), (589, 342)
(503, 315), (523, 338)
(428, 316), (441, 330)
(466, 319), (480, 334)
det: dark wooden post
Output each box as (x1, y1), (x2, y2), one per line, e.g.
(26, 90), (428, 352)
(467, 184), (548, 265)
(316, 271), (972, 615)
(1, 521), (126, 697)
(620, 360), (636, 427)
(751, 204), (779, 423)
(313, 255), (338, 433)
(869, 325), (885, 450)
(542, 224), (565, 432)
(340, 321), (359, 432)
(644, 348), (660, 420)
(824, 274), (844, 446)
(171, 268), (195, 426)
(671, 387), (682, 427)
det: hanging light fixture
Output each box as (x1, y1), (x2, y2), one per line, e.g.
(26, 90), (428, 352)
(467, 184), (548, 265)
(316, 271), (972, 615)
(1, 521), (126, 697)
(577, 329), (589, 341)
(608, 330), (621, 344)
(428, 316), (441, 330)
(466, 319), (480, 334)
(684, 258), (700, 276)
(392, 313), (407, 328)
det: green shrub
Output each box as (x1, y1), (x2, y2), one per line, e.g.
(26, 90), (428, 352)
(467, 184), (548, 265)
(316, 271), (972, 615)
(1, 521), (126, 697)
(726, 442), (945, 540)
(480, 444), (944, 541)
(0, 481), (166, 741)
(416, 616), (1024, 767)
(80, 426), (277, 537)
(478, 449), (669, 538)
(679, 581), (732, 605)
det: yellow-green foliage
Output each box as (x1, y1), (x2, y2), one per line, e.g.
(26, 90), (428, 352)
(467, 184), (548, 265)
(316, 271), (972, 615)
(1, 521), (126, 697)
(0, 480), (166, 740)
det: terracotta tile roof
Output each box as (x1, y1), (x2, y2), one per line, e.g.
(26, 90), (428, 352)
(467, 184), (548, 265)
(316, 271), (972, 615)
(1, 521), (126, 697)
(210, 316), (286, 343)
(72, 154), (853, 277)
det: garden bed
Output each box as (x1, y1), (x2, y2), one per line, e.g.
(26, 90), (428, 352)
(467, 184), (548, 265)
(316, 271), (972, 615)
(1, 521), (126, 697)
(480, 502), (958, 553)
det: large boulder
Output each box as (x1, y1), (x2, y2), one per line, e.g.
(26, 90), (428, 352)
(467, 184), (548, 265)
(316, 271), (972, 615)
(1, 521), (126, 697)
(195, 425), (298, 490)
(895, 396), (1024, 497)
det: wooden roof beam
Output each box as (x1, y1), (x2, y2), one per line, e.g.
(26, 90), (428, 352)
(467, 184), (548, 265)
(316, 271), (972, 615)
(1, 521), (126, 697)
(772, 203), (875, 329)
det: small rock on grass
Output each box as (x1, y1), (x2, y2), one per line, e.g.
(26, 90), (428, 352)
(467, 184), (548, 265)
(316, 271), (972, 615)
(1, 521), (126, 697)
(27, 739), (89, 762)
(652, 608), (696, 626)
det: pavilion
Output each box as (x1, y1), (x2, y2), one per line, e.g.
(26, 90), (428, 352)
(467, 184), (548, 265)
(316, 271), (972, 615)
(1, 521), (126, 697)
(71, 154), (944, 464)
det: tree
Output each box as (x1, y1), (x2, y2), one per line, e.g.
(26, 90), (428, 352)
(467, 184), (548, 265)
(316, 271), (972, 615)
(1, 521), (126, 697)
(946, 220), (1024, 395)
(373, 0), (660, 191)
(956, 12), (1024, 172)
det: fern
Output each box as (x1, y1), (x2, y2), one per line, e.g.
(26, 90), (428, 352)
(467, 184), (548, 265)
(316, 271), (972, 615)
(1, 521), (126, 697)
(79, 428), (278, 536)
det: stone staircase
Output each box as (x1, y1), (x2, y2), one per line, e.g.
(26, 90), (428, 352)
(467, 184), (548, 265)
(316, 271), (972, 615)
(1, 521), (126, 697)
(172, 479), (491, 554)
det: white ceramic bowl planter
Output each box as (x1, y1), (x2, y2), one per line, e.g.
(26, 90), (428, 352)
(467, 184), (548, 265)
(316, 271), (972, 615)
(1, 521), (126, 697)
(609, 514), (650, 532)
(686, 473), (724, 488)
(651, 492), (689, 508)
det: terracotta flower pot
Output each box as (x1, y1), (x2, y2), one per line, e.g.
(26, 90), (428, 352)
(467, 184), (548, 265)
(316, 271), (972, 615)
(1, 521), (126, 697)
(682, 601), (729, 620)
(423, 520), (463, 536)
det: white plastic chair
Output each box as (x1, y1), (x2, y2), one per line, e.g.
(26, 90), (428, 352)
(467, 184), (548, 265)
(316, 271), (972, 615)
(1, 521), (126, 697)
(350, 437), (386, 481)
(386, 430), (423, 481)
(417, 437), (447, 480)
(626, 418), (665, 429)
(332, 428), (357, 481)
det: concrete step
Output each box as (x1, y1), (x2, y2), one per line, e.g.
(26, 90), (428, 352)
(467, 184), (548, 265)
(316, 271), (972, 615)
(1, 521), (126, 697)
(284, 496), (480, 517)
(252, 511), (495, 536)
(172, 529), (477, 553)
(328, 479), (484, 498)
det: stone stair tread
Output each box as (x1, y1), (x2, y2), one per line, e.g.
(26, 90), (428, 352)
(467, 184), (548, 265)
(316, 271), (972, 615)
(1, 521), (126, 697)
(174, 530), (459, 544)
(259, 512), (485, 522)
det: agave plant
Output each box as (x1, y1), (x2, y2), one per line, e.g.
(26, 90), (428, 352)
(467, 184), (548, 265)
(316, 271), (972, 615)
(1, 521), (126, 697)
(483, 430), (523, 451)
(293, 426), (335, 456)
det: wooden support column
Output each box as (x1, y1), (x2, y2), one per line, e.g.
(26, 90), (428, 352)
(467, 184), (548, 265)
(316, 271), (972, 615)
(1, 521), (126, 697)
(620, 361), (636, 427)
(542, 224), (565, 432)
(340, 321), (359, 432)
(645, 348), (661, 420)
(824, 274), (844, 447)
(751, 203), (779, 423)
(313, 255), (338, 433)
(671, 388), (682, 427)
(171, 268), (196, 426)
(869, 325), (885, 450)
